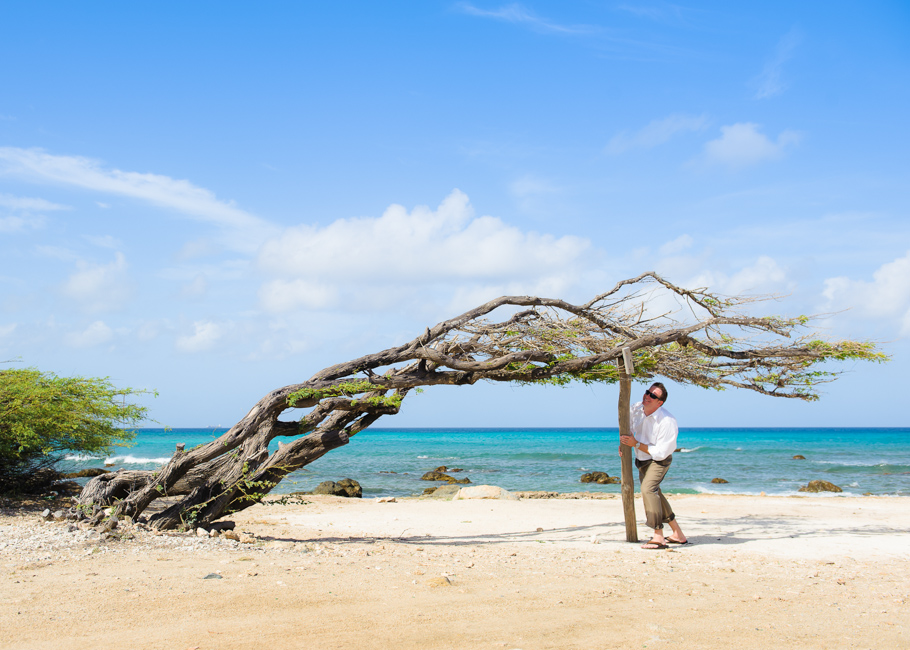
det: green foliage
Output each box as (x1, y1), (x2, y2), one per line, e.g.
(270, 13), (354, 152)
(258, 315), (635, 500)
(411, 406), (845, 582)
(288, 379), (404, 410)
(0, 367), (151, 492)
(287, 379), (377, 406)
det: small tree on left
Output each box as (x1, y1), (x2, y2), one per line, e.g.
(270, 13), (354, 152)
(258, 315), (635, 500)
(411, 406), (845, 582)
(0, 367), (150, 494)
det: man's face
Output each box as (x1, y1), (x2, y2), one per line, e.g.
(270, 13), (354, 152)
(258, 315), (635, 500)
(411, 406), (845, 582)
(643, 386), (664, 404)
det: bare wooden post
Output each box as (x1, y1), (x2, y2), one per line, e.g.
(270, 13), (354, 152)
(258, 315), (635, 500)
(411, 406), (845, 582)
(618, 347), (638, 542)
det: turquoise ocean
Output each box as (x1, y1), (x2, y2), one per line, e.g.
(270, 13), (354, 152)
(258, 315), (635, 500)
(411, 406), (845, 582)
(63, 427), (910, 498)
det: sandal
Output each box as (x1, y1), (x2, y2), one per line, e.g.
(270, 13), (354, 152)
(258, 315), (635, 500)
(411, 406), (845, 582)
(641, 539), (669, 550)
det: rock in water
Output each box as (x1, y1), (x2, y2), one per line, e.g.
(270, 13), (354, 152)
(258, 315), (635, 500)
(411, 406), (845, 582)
(792, 455), (806, 460)
(421, 471), (456, 482)
(580, 471), (619, 484)
(798, 480), (842, 493)
(711, 478), (729, 484)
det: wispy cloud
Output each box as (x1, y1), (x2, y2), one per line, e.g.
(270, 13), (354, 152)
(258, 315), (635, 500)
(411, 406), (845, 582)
(0, 147), (277, 252)
(753, 28), (801, 100)
(0, 193), (69, 212)
(615, 3), (686, 24)
(61, 252), (134, 312)
(456, 2), (595, 35)
(607, 113), (708, 154)
(0, 192), (69, 232)
(701, 123), (801, 167)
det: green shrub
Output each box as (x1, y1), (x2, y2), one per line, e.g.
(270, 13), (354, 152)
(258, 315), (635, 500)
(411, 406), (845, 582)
(0, 367), (151, 493)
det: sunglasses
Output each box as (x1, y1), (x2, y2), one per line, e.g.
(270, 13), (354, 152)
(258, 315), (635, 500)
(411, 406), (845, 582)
(644, 389), (662, 401)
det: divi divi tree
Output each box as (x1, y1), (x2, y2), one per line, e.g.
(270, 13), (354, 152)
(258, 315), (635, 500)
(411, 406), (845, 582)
(77, 273), (885, 530)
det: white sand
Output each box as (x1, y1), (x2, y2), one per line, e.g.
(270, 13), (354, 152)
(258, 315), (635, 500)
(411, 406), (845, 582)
(2, 492), (908, 649)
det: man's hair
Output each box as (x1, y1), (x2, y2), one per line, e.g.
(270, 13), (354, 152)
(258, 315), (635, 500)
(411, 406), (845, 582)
(650, 382), (668, 403)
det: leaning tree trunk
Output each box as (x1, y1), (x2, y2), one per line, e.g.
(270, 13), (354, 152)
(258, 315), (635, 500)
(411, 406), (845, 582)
(74, 272), (881, 530)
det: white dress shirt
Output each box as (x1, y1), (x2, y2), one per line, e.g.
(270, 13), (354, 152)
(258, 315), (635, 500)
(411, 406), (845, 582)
(630, 401), (678, 462)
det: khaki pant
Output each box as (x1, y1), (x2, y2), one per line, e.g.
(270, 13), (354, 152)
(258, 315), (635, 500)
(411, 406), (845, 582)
(636, 456), (675, 530)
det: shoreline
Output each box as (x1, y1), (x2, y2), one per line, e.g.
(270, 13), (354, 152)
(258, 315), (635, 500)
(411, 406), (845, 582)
(2, 491), (908, 648)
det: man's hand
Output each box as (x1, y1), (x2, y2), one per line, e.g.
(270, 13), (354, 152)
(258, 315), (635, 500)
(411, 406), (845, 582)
(619, 435), (636, 456)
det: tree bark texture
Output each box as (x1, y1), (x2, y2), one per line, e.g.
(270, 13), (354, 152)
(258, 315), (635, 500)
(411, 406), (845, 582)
(74, 272), (884, 530)
(617, 360), (638, 543)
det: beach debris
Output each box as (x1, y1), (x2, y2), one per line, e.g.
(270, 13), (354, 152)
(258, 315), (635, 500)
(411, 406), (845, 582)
(377, 497), (397, 503)
(711, 478), (729, 484)
(40, 509), (52, 521)
(580, 471), (619, 484)
(427, 576), (452, 587)
(421, 470), (470, 484)
(793, 455), (806, 460)
(312, 478), (363, 498)
(591, 535), (599, 544)
(196, 528), (209, 537)
(454, 485), (518, 501)
(798, 480), (843, 493)
(536, 527), (544, 532)
(222, 530), (241, 541)
(202, 573), (223, 580)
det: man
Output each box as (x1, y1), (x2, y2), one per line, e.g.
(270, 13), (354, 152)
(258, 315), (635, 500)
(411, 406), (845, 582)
(619, 382), (688, 549)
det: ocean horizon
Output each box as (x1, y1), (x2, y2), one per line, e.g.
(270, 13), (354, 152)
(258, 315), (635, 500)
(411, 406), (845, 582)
(62, 427), (910, 498)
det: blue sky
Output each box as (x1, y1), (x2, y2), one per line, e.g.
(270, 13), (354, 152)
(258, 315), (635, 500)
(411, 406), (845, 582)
(1, 2), (908, 428)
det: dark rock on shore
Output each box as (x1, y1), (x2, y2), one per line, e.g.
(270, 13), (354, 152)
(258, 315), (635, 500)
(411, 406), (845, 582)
(312, 478), (363, 497)
(711, 478), (729, 484)
(421, 471), (470, 484)
(580, 471), (619, 485)
(798, 479), (842, 493)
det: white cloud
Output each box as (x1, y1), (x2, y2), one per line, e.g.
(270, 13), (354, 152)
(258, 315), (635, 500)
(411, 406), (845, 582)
(607, 114), (708, 154)
(753, 28), (801, 100)
(661, 255), (792, 299)
(176, 321), (224, 352)
(0, 215), (42, 232)
(509, 175), (561, 198)
(36, 245), (80, 262)
(136, 321), (162, 342)
(0, 147), (277, 252)
(180, 274), (209, 299)
(61, 252), (133, 312)
(456, 2), (594, 35)
(257, 190), (591, 313)
(84, 234), (123, 249)
(615, 4), (685, 23)
(823, 251), (910, 337)
(65, 320), (113, 348)
(0, 192), (66, 232)
(658, 234), (693, 256)
(702, 123), (801, 167)
(0, 193), (69, 212)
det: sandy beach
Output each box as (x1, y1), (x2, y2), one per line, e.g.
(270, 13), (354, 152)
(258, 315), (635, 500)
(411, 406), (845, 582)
(2, 491), (908, 649)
